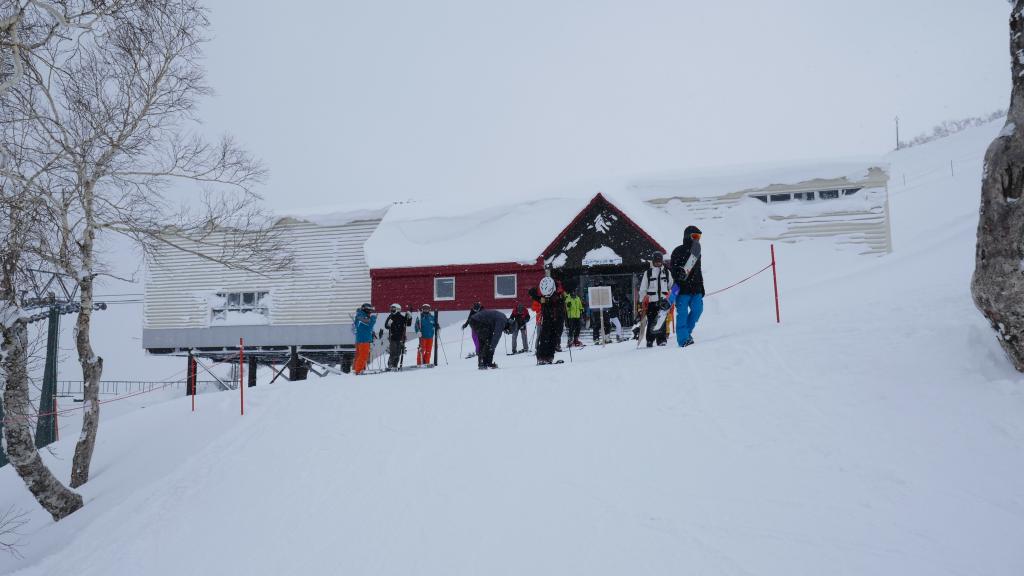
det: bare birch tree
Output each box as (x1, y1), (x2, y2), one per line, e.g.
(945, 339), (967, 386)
(0, 114), (84, 521)
(1, 0), (137, 95)
(3, 0), (289, 493)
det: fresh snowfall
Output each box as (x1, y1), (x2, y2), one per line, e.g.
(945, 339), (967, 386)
(2, 121), (1024, 575)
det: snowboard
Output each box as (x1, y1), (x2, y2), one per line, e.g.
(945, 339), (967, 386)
(538, 359), (565, 365)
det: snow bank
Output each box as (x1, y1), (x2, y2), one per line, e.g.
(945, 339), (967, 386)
(3, 121), (1024, 576)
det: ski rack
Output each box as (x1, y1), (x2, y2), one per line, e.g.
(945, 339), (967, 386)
(298, 354), (345, 377)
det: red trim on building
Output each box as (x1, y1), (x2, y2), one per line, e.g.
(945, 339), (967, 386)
(369, 193), (666, 312)
(371, 261), (545, 312)
(540, 192), (667, 257)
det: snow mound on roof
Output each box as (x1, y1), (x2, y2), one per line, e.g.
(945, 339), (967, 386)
(626, 159), (885, 201)
(277, 201), (392, 227)
(365, 197), (589, 269)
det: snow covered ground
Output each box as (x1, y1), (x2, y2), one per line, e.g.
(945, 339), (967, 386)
(3, 120), (1024, 575)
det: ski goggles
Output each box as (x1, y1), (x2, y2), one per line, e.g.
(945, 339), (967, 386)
(690, 232), (702, 240)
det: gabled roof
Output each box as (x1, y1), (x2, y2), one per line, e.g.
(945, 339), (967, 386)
(540, 193), (667, 257)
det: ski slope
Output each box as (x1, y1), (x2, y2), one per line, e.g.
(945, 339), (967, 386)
(2, 121), (1024, 575)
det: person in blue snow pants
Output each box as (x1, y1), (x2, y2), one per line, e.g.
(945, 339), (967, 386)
(674, 293), (704, 347)
(669, 225), (704, 347)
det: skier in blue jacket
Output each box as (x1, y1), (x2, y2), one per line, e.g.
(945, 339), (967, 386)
(352, 303), (377, 374)
(415, 304), (438, 365)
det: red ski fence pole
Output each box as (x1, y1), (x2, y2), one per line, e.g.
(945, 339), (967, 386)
(771, 244), (781, 324)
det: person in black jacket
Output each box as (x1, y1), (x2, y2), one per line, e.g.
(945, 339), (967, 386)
(467, 309), (510, 369)
(384, 303), (412, 370)
(529, 282), (565, 364)
(669, 225), (704, 347)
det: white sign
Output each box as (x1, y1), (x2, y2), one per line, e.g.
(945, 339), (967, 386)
(587, 286), (613, 309)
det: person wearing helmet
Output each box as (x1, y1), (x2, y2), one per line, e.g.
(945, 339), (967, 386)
(467, 308), (509, 369)
(638, 252), (674, 347)
(670, 225), (704, 348)
(415, 304), (438, 365)
(384, 303), (412, 370)
(461, 302), (483, 358)
(352, 303), (377, 374)
(529, 276), (565, 365)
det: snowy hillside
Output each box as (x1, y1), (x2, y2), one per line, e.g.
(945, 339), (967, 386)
(2, 120), (1024, 575)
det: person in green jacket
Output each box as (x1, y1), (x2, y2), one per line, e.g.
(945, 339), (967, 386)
(564, 290), (584, 347)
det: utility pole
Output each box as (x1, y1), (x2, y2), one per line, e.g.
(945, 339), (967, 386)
(895, 116), (901, 150)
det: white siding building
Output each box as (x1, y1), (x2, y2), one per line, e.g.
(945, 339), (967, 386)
(143, 208), (386, 374)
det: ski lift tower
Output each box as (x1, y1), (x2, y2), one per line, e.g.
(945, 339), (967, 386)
(0, 270), (107, 465)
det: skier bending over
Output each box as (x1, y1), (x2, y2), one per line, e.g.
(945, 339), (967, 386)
(468, 309), (510, 369)
(461, 302), (483, 357)
(352, 303), (377, 375)
(638, 252), (674, 347)
(384, 303), (412, 370)
(529, 277), (566, 365)
(415, 304), (439, 365)
(670, 225), (704, 347)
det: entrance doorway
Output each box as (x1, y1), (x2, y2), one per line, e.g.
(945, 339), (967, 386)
(575, 272), (641, 327)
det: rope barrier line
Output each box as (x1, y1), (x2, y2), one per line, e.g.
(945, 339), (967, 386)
(704, 263), (774, 297)
(8, 358), (236, 424)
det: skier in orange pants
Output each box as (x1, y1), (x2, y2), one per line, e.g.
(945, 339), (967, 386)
(352, 303), (377, 374)
(415, 304), (438, 365)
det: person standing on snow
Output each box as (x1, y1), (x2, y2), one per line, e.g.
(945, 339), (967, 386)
(607, 297), (624, 341)
(638, 252), (674, 347)
(384, 303), (412, 370)
(670, 225), (704, 348)
(564, 289), (584, 347)
(467, 308), (511, 369)
(415, 304), (439, 365)
(352, 303), (377, 375)
(461, 302), (483, 357)
(509, 303), (531, 354)
(529, 277), (566, 364)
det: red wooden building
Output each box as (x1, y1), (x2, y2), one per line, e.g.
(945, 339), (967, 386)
(366, 193), (668, 325)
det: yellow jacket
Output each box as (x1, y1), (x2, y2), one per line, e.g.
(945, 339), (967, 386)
(565, 294), (584, 319)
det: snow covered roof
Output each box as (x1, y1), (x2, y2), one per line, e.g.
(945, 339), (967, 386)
(276, 201), (392, 227)
(363, 192), (681, 269)
(364, 196), (589, 269)
(626, 159), (888, 201)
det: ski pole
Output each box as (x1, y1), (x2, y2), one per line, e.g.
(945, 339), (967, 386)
(438, 334), (448, 365)
(460, 327), (465, 359)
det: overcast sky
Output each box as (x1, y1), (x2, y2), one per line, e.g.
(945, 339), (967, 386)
(197, 1), (1010, 209)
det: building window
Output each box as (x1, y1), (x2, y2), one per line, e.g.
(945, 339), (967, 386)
(802, 191), (816, 200)
(769, 193), (791, 202)
(751, 195), (768, 203)
(434, 277), (455, 301)
(819, 189), (840, 199)
(495, 274), (517, 299)
(843, 188), (861, 196)
(212, 291), (269, 323)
